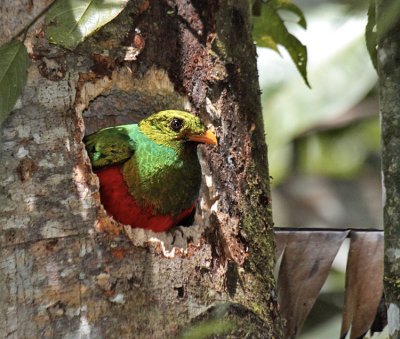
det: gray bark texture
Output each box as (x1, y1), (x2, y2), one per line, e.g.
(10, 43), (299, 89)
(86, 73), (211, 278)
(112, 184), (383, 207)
(0, 0), (281, 337)
(377, 1), (400, 337)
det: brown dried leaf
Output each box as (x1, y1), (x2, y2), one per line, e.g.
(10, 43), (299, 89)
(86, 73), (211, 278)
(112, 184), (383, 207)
(340, 231), (384, 339)
(276, 230), (349, 338)
(274, 231), (288, 280)
(274, 231), (287, 260)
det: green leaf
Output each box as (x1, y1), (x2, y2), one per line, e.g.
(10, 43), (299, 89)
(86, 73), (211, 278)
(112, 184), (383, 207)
(0, 40), (29, 124)
(253, 2), (309, 87)
(45, 0), (128, 50)
(257, 35), (280, 53)
(273, 0), (307, 29)
(366, 0), (377, 70)
(181, 319), (234, 339)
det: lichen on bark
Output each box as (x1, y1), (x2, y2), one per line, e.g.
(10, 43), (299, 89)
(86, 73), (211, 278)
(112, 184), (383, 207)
(0, 0), (281, 337)
(377, 0), (400, 337)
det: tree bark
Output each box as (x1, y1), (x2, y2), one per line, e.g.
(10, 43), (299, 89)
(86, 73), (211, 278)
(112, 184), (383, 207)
(0, 0), (281, 337)
(377, 1), (400, 337)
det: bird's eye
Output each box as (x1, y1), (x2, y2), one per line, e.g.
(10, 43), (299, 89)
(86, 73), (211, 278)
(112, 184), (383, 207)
(170, 118), (183, 132)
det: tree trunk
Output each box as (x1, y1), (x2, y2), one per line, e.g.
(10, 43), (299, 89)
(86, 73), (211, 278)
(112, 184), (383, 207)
(0, 0), (281, 337)
(377, 1), (400, 337)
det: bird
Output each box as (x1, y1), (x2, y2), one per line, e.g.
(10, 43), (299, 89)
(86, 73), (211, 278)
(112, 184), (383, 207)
(84, 110), (217, 232)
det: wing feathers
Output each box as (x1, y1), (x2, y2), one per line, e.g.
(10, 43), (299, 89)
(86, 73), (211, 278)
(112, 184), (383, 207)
(84, 126), (136, 169)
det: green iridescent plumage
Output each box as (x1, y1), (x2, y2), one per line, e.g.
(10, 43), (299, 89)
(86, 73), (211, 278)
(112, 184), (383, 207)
(84, 110), (215, 216)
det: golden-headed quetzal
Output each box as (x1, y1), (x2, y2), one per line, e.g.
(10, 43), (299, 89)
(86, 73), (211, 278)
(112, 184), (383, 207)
(84, 110), (217, 232)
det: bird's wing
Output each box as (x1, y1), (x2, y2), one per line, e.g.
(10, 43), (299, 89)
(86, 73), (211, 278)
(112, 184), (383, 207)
(84, 126), (136, 169)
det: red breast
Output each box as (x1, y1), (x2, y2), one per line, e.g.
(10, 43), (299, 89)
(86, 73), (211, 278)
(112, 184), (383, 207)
(95, 166), (195, 232)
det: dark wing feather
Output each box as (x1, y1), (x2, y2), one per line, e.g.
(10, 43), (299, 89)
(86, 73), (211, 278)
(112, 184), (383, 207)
(83, 126), (136, 169)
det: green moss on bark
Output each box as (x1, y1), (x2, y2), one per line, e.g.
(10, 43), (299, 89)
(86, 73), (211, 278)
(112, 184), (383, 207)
(377, 0), (400, 337)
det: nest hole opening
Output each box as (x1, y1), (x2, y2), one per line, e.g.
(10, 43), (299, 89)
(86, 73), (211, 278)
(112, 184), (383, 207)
(76, 67), (210, 256)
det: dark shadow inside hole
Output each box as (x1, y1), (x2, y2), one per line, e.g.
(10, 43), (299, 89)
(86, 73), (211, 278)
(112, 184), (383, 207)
(174, 286), (185, 299)
(179, 207), (196, 227)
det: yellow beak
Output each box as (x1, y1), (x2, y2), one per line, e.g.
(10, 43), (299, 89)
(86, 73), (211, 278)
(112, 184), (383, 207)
(188, 129), (218, 145)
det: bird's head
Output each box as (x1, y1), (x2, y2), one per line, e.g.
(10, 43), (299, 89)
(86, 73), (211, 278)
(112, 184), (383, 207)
(139, 110), (217, 148)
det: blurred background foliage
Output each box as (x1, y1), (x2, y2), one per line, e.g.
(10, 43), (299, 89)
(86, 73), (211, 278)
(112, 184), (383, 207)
(254, 0), (385, 337)
(256, 0), (382, 230)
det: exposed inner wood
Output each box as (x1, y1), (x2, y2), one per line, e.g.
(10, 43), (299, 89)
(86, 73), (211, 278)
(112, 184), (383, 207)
(0, 1), (281, 337)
